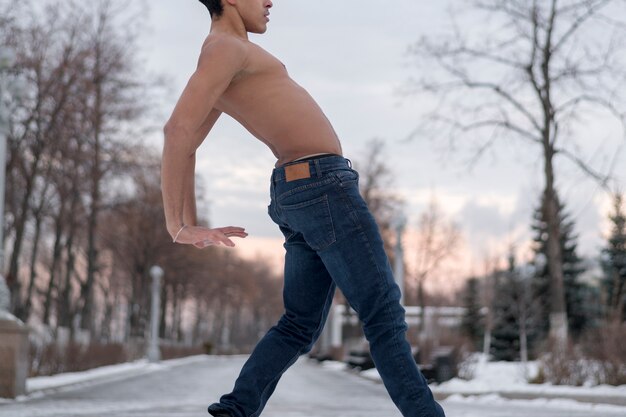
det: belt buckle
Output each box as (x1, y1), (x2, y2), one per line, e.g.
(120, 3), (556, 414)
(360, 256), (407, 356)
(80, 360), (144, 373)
(285, 162), (311, 182)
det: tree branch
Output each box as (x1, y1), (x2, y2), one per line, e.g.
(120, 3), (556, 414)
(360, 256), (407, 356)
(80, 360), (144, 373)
(556, 93), (626, 125)
(555, 147), (611, 190)
(553, 0), (613, 53)
(432, 114), (542, 145)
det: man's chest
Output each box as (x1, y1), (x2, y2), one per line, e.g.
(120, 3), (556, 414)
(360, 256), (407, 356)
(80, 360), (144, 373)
(241, 43), (288, 77)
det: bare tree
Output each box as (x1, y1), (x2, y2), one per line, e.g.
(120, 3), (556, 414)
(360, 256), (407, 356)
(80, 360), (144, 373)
(2, 0), (158, 337)
(412, 196), (460, 340)
(1, 0), (284, 352)
(4, 1), (86, 317)
(354, 138), (405, 263)
(76, 0), (152, 334)
(408, 0), (626, 343)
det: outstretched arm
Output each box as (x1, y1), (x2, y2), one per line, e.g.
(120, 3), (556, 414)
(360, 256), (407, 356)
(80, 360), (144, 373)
(161, 37), (249, 248)
(181, 108), (222, 228)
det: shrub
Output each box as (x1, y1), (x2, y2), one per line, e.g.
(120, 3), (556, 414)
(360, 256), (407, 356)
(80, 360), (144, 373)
(580, 322), (626, 386)
(533, 322), (626, 386)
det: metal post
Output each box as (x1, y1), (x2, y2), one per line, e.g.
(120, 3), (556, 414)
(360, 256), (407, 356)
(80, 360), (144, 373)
(148, 265), (163, 363)
(0, 48), (29, 399)
(393, 214), (407, 306)
(0, 47), (16, 283)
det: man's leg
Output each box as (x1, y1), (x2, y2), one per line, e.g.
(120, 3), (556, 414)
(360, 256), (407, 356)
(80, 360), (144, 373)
(317, 168), (446, 417)
(208, 225), (336, 417)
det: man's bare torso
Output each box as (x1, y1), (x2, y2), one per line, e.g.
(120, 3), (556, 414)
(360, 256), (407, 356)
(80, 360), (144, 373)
(205, 35), (343, 167)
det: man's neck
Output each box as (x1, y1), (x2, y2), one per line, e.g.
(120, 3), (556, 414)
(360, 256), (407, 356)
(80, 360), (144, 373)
(209, 13), (249, 41)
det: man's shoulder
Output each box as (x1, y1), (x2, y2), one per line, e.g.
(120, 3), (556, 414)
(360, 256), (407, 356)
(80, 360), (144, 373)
(198, 34), (249, 73)
(201, 34), (248, 58)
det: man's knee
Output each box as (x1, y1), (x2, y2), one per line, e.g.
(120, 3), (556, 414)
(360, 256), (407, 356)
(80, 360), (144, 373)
(359, 297), (407, 343)
(274, 313), (321, 349)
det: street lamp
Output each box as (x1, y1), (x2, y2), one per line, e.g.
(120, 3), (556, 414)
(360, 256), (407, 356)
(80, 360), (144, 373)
(148, 265), (164, 363)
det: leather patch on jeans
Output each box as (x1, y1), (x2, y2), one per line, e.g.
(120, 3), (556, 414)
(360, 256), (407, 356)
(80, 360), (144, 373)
(285, 162), (311, 182)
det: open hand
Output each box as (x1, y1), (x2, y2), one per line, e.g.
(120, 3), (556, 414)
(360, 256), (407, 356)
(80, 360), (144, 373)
(173, 225), (248, 249)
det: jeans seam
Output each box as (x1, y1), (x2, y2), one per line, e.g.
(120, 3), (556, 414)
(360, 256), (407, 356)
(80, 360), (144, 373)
(333, 181), (363, 233)
(307, 280), (336, 350)
(340, 185), (421, 402)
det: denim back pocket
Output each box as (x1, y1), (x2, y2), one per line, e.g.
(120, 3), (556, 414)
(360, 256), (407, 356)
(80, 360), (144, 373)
(278, 194), (336, 251)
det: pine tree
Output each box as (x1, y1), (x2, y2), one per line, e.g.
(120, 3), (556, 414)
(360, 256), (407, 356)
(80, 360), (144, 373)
(601, 193), (626, 322)
(490, 254), (521, 361)
(489, 252), (537, 361)
(461, 277), (483, 350)
(531, 195), (592, 341)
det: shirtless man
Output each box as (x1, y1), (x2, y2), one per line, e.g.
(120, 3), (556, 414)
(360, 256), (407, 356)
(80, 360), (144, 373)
(161, 1), (446, 416)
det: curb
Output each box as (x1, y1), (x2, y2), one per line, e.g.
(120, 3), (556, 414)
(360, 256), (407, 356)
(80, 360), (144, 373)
(432, 390), (626, 407)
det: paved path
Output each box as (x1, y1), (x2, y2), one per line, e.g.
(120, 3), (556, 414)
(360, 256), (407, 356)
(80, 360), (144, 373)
(0, 356), (624, 417)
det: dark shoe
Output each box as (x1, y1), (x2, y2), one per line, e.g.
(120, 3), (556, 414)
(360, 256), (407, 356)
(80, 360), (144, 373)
(207, 407), (231, 417)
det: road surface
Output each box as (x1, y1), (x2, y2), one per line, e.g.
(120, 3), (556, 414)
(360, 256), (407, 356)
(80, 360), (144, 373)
(0, 355), (623, 417)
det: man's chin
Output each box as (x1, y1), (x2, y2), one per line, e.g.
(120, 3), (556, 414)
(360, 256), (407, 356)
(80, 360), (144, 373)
(248, 25), (268, 35)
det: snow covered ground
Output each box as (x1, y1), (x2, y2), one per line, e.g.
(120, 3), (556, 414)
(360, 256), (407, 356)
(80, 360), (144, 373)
(0, 355), (624, 417)
(357, 354), (626, 406)
(434, 357), (626, 402)
(23, 355), (210, 394)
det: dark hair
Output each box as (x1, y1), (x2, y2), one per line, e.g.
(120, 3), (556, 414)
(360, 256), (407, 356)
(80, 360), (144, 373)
(198, 0), (224, 18)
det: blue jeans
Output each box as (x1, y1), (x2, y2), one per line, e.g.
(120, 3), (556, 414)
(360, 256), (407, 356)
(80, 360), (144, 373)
(208, 155), (445, 417)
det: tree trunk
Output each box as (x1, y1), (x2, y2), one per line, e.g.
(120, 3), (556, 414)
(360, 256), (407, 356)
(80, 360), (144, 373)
(21, 176), (52, 322)
(101, 299), (113, 342)
(80, 31), (104, 333)
(543, 146), (568, 343)
(539, 1), (568, 345)
(58, 196), (79, 330)
(21, 201), (44, 322)
(43, 211), (65, 325)
(519, 296), (528, 364)
(7, 150), (41, 314)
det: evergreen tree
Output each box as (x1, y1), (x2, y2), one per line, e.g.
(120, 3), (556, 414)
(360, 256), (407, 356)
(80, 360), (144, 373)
(601, 193), (626, 322)
(531, 194), (591, 341)
(461, 277), (483, 350)
(491, 254), (521, 361)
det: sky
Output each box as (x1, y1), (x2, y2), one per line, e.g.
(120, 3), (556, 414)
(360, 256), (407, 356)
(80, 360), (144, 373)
(138, 1), (626, 293)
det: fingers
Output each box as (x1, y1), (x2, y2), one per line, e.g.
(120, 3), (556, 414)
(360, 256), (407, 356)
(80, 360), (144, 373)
(176, 226), (248, 249)
(216, 234), (235, 247)
(194, 233), (235, 248)
(218, 226), (248, 237)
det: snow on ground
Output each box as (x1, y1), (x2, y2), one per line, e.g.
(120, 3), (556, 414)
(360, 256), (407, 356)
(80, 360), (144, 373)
(444, 393), (626, 414)
(1, 355), (626, 416)
(25, 354), (212, 394)
(435, 354), (626, 400)
(357, 354), (626, 402)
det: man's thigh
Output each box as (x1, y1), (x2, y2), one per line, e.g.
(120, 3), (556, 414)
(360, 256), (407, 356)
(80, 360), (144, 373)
(282, 232), (336, 323)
